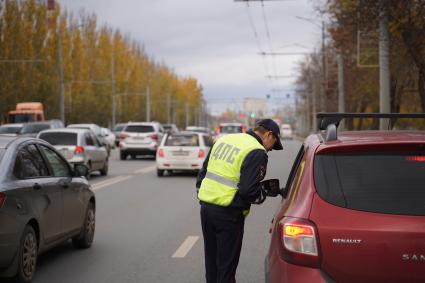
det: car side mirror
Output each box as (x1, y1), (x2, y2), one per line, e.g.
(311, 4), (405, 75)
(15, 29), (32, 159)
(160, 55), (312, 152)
(74, 164), (89, 177)
(262, 179), (281, 197)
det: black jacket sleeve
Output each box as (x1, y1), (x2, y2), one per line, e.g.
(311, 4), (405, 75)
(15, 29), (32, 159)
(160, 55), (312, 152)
(235, 149), (268, 204)
(196, 148), (211, 188)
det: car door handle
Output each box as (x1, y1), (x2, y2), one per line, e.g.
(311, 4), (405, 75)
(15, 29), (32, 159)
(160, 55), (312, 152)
(33, 183), (42, 190)
(58, 179), (70, 189)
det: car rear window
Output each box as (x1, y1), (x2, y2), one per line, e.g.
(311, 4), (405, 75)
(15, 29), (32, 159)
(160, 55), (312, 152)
(39, 132), (78, 146)
(125, 125), (154, 133)
(21, 124), (50, 134)
(165, 134), (199, 146)
(0, 126), (22, 134)
(220, 125), (242, 133)
(114, 125), (125, 131)
(314, 152), (425, 216)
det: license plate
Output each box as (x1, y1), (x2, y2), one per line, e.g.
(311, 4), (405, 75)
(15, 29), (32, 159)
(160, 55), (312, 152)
(172, 151), (189, 156)
(133, 136), (145, 140)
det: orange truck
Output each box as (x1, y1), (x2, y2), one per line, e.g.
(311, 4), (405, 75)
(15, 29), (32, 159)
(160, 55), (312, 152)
(7, 102), (45, 123)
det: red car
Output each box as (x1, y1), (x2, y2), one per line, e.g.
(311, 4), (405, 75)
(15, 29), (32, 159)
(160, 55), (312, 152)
(266, 113), (425, 283)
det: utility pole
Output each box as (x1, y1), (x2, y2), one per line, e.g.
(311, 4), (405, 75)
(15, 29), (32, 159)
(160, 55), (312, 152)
(146, 83), (151, 122)
(337, 53), (345, 130)
(167, 88), (171, 124)
(58, 28), (65, 123)
(320, 21), (326, 112)
(111, 53), (116, 128)
(379, 0), (391, 129)
(185, 102), (189, 128)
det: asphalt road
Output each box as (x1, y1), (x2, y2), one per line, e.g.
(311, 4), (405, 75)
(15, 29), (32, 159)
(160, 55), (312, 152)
(29, 139), (302, 283)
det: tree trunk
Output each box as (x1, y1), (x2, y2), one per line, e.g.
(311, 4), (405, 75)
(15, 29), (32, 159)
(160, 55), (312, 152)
(418, 67), (425, 112)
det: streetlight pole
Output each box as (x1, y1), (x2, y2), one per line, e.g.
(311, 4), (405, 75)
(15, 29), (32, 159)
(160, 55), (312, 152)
(111, 53), (116, 128)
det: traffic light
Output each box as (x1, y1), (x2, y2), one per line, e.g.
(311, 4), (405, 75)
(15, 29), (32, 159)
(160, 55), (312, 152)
(250, 112), (255, 118)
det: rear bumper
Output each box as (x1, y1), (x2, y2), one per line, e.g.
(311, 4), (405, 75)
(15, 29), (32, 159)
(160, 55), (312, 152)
(120, 142), (157, 152)
(157, 159), (203, 170)
(267, 254), (334, 283)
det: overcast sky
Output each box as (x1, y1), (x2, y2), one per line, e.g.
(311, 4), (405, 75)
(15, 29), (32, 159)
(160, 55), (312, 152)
(60, 0), (321, 114)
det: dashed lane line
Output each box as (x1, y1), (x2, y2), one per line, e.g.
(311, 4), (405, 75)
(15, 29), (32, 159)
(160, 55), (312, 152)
(91, 175), (133, 191)
(133, 165), (157, 175)
(172, 236), (199, 258)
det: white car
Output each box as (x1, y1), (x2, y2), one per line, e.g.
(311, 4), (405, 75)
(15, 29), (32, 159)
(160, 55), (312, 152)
(119, 122), (165, 160)
(280, 123), (293, 139)
(101, 127), (116, 149)
(0, 123), (24, 136)
(37, 128), (109, 177)
(156, 132), (213, 176)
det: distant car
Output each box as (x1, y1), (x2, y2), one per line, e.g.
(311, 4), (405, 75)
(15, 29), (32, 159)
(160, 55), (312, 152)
(67, 123), (110, 155)
(266, 113), (425, 283)
(119, 122), (165, 160)
(163, 123), (179, 134)
(185, 126), (211, 134)
(215, 122), (246, 139)
(0, 136), (95, 282)
(156, 132), (213, 176)
(280, 123), (293, 139)
(101, 127), (116, 149)
(0, 123), (24, 136)
(19, 120), (64, 138)
(38, 128), (109, 177)
(112, 123), (127, 146)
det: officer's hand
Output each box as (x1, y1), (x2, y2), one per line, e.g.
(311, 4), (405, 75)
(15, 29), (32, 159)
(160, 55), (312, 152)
(261, 179), (281, 197)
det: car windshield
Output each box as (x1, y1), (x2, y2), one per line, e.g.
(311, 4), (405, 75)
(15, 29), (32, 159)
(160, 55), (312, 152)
(9, 114), (35, 123)
(114, 125), (125, 131)
(220, 125), (242, 133)
(0, 126), (22, 134)
(39, 132), (78, 146)
(165, 134), (199, 146)
(20, 124), (50, 134)
(314, 151), (425, 216)
(125, 125), (154, 133)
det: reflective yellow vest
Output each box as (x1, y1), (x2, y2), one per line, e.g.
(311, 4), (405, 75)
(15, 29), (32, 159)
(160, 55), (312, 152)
(198, 133), (265, 207)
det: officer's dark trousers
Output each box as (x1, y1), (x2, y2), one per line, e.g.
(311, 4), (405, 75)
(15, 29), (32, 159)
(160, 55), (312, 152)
(200, 203), (245, 283)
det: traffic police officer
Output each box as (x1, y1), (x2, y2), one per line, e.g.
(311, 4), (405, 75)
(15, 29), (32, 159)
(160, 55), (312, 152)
(196, 119), (283, 283)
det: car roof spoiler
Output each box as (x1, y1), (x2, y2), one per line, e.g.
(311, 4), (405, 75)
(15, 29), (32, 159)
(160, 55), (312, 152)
(317, 113), (425, 142)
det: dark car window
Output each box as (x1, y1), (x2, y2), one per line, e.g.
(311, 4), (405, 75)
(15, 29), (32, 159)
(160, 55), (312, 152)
(202, 136), (214, 147)
(39, 132), (78, 146)
(85, 133), (94, 146)
(20, 123), (51, 134)
(0, 126), (22, 134)
(14, 145), (49, 179)
(125, 125), (154, 133)
(39, 145), (71, 177)
(283, 146), (305, 198)
(314, 152), (425, 216)
(220, 125), (242, 133)
(165, 134), (199, 146)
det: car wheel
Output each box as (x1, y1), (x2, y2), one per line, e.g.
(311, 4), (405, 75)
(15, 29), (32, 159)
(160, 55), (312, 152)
(15, 225), (38, 283)
(120, 151), (127, 160)
(157, 169), (164, 177)
(100, 159), (108, 176)
(72, 202), (95, 249)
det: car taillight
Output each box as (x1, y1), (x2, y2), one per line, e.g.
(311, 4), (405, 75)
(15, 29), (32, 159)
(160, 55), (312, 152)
(150, 134), (158, 141)
(0, 192), (5, 208)
(278, 217), (321, 268)
(198, 150), (205, 158)
(215, 126), (220, 135)
(158, 149), (165, 157)
(119, 133), (129, 140)
(74, 146), (85, 154)
(242, 125), (246, 133)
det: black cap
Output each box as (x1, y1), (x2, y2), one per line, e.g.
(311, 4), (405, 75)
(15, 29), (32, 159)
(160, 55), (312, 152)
(256, 119), (283, 150)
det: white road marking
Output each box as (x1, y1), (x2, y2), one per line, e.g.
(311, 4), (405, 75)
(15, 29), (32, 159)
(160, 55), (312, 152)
(133, 165), (157, 174)
(172, 236), (199, 258)
(91, 175), (133, 191)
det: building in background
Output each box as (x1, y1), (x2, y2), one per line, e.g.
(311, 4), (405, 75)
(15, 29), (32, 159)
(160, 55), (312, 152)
(243, 97), (267, 119)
